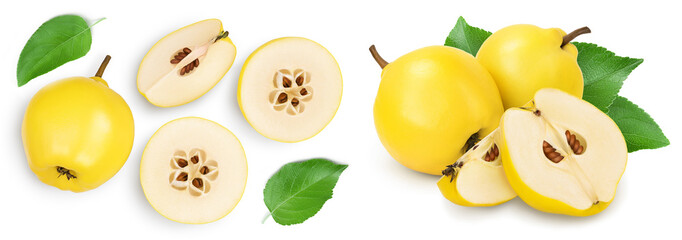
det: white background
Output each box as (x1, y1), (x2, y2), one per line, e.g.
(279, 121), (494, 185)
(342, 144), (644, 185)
(1, 0), (680, 239)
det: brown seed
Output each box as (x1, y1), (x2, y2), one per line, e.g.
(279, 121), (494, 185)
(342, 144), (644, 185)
(565, 130), (571, 138)
(576, 146), (584, 154)
(551, 156), (564, 163)
(291, 98), (299, 107)
(296, 75), (304, 86)
(200, 166), (210, 175)
(534, 110), (541, 116)
(277, 93), (288, 103)
(170, 59), (181, 64)
(183, 47), (191, 54)
(547, 152), (560, 159)
(191, 155), (199, 164)
(174, 54), (184, 60)
(484, 152), (490, 162)
(300, 88), (308, 96)
(283, 77), (292, 88)
(569, 134), (576, 146)
(572, 143), (580, 153)
(180, 66), (187, 75)
(176, 172), (188, 181)
(472, 145), (478, 150)
(178, 52), (187, 57)
(543, 147), (554, 154)
(543, 141), (550, 148)
(194, 59), (199, 67)
(177, 159), (188, 168)
(492, 144), (499, 156)
(192, 178), (203, 188)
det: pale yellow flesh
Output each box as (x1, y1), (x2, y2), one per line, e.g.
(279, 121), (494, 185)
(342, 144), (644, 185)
(439, 129), (516, 206)
(137, 19), (236, 107)
(140, 117), (247, 224)
(502, 88), (626, 210)
(238, 37), (342, 142)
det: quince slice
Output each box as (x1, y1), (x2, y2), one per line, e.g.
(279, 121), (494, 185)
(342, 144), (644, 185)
(500, 88), (627, 216)
(238, 37), (342, 142)
(438, 129), (516, 207)
(140, 117), (247, 224)
(137, 19), (236, 107)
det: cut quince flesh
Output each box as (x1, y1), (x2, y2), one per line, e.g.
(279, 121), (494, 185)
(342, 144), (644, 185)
(438, 129), (516, 207)
(500, 88), (627, 216)
(140, 117), (247, 224)
(238, 37), (342, 142)
(137, 19), (236, 107)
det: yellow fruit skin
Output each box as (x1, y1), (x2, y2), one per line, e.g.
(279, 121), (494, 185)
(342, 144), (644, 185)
(22, 77), (134, 192)
(476, 24), (583, 109)
(374, 46), (503, 175)
(437, 176), (504, 207)
(499, 125), (609, 216)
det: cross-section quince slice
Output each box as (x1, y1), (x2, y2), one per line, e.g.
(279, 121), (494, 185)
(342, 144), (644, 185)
(137, 19), (236, 107)
(500, 88), (627, 216)
(238, 37), (342, 142)
(140, 117), (247, 224)
(438, 129), (516, 207)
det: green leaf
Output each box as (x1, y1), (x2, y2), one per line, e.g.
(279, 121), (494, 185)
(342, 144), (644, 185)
(574, 42), (643, 112)
(17, 15), (103, 87)
(444, 16), (491, 56)
(263, 158), (348, 225)
(606, 96), (669, 152)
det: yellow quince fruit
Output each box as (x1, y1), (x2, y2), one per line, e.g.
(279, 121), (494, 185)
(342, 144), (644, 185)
(371, 45), (504, 175)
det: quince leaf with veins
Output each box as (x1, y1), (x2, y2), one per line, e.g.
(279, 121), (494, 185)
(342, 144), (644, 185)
(444, 16), (491, 56)
(607, 96), (670, 152)
(263, 158), (347, 225)
(574, 42), (643, 112)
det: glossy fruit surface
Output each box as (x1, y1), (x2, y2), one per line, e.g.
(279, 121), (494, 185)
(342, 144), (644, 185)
(477, 24), (584, 109)
(22, 57), (134, 192)
(373, 45), (504, 175)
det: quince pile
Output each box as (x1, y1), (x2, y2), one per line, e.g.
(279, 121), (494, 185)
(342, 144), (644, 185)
(371, 24), (627, 216)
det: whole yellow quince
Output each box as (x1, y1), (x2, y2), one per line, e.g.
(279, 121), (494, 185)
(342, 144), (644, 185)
(371, 45), (504, 175)
(476, 24), (590, 109)
(22, 56), (134, 192)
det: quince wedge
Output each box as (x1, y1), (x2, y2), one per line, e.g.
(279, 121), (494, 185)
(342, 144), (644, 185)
(500, 88), (627, 216)
(137, 19), (236, 107)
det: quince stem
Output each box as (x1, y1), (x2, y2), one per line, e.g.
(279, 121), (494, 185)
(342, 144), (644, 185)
(369, 45), (388, 69)
(561, 27), (591, 48)
(95, 55), (112, 78)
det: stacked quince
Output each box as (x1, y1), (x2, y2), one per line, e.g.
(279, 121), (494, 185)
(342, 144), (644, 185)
(371, 24), (627, 216)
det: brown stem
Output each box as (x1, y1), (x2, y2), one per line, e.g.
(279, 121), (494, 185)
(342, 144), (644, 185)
(369, 45), (388, 69)
(561, 27), (591, 47)
(95, 55), (112, 78)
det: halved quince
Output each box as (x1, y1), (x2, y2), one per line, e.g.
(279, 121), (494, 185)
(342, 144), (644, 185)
(140, 117), (247, 224)
(438, 129), (516, 207)
(137, 19), (236, 107)
(500, 88), (627, 216)
(238, 37), (342, 142)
